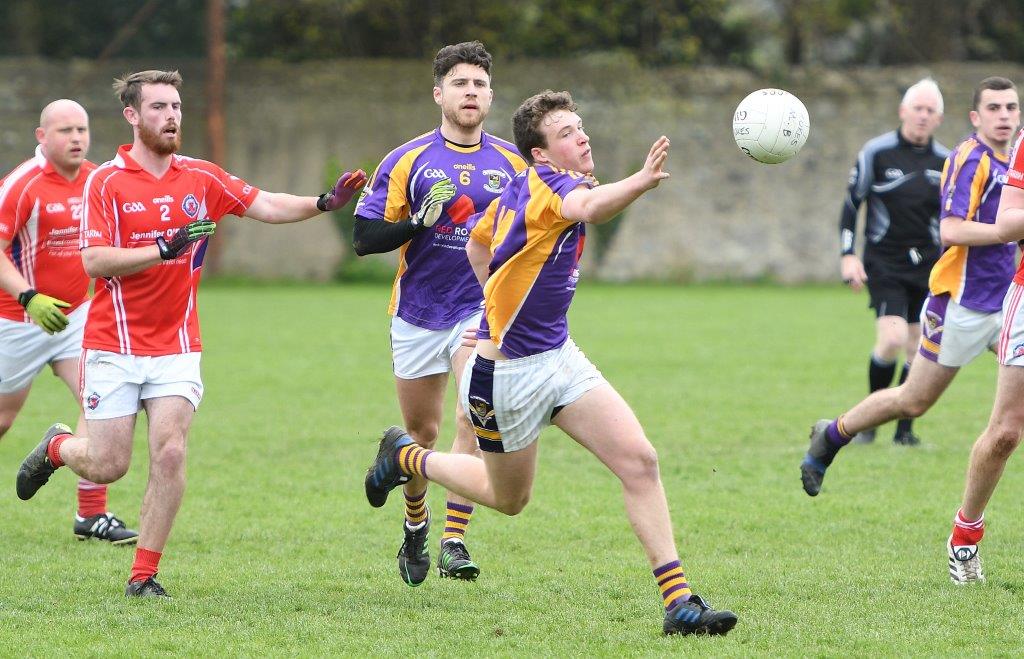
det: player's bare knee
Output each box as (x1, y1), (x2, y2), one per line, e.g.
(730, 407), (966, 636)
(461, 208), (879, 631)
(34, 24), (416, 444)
(406, 423), (439, 448)
(95, 456), (130, 483)
(618, 443), (660, 485)
(983, 424), (1023, 460)
(151, 438), (188, 472)
(876, 339), (904, 360)
(897, 392), (932, 419)
(495, 492), (531, 516)
(0, 418), (13, 439)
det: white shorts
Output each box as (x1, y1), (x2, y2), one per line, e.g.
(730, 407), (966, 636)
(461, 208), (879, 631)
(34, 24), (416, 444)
(0, 302), (89, 394)
(918, 294), (1001, 368)
(459, 338), (606, 453)
(81, 349), (203, 420)
(390, 312), (481, 380)
(997, 282), (1024, 366)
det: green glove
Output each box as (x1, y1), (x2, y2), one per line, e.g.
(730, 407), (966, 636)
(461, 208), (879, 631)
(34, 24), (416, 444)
(156, 219), (217, 260)
(19, 289), (71, 334)
(410, 178), (457, 231)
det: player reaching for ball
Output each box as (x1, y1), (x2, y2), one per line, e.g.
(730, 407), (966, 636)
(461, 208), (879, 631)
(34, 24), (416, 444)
(363, 90), (737, 637)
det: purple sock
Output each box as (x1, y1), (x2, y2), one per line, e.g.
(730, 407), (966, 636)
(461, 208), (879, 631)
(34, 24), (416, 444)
(826, 419), (852, 447)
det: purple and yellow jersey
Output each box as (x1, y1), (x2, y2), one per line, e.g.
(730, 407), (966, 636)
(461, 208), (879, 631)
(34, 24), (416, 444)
(355, 128), (526, 330)
(929, 134), (1014, 313)
(475, 165), (595, 358)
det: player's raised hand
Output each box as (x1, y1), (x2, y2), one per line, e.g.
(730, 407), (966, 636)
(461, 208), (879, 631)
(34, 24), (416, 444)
(411, 177), (458, 230)
(156, 219), (217, 260)
(641, 136), (671, 189)
(840, 254), (868, 292)
(317, 169), (368, 212)
(20, 290), (71, 334)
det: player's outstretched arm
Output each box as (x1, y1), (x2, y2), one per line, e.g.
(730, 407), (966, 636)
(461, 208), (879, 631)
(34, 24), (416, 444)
(245, 170), (367, 224)
(561, 136), (670, 225)
(995, 186), (1024, 243)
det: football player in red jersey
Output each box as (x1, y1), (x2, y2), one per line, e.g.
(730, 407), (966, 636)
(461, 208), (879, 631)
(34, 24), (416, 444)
(0, 99), (138, 545)
(947, 118), (1024, 585)
(16, 71), (366, 598)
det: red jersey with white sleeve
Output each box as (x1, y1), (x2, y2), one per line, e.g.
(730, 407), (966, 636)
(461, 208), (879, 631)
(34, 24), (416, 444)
(0, 146), (94, 323)
(80, 145), (259, 355)
(1007, 129), (1024, 285)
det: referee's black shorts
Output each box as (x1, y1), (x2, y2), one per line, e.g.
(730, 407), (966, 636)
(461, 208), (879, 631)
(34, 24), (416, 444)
(863, 246), (938, 322)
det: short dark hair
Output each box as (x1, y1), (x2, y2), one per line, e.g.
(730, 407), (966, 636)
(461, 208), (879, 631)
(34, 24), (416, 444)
(113, 70), (183, 110)
(973, 76), (1016, 110)
(512, 90), (577, 165)
(433, 41), (492, 85)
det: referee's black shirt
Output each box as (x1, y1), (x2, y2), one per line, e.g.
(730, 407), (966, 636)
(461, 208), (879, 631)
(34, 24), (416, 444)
(840, 129), (950, 259)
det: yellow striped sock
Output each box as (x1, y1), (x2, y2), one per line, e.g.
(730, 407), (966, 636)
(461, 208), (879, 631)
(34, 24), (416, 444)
(397, 444), (432, 477)
(440, 501), (474, 543)
(653, 560), (691, 610)
(405, 489), (428, 525)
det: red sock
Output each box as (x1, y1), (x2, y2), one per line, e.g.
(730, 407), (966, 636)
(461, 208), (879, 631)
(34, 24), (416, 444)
(129, 547), (162, 583)
(46, 433), (72, 468)
(951, 509), (985, 546)
(76, 480), (108, 518)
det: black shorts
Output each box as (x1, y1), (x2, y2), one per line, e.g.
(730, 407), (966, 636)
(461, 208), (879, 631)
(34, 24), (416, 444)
(863, 247), (937, 322)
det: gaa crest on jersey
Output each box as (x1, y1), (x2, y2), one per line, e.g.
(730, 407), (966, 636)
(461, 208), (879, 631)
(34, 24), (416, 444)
(86, 392), (101, 410)
(884, 168), (904, 180)
(1015, 343), (1024, 359)
(182, 194), (200, 218)
(483, 169), (510, 193)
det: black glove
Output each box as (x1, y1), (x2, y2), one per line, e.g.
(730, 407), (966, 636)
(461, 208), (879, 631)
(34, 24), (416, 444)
(156, 219), (217, 260)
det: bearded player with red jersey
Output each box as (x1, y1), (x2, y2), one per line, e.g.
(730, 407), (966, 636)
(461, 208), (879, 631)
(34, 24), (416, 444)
(16, 70), (366, 598)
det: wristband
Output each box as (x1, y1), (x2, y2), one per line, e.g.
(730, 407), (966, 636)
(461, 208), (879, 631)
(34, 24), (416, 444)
(316, 193), (331, 212)
(17, 288), (38, 308)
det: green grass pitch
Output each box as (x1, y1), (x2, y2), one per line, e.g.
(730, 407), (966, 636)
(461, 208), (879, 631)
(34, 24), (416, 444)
(1, 282), (1022, 655)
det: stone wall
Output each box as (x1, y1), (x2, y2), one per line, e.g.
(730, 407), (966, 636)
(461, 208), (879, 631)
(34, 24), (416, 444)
(2, 57), (1020, 282)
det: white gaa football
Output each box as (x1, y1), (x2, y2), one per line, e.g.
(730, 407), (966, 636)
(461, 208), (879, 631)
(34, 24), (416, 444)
(732, 89), (810, 164)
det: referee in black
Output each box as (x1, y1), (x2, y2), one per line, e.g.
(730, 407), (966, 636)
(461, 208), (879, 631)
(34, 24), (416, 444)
(839, 78), (949, 445)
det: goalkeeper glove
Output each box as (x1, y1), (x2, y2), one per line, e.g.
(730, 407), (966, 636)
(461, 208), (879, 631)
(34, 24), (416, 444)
(18, 289), (70, 334)
(317, 169), (368, 212)
(156, 219), (217, 260)
(410, 178), (457, 231)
